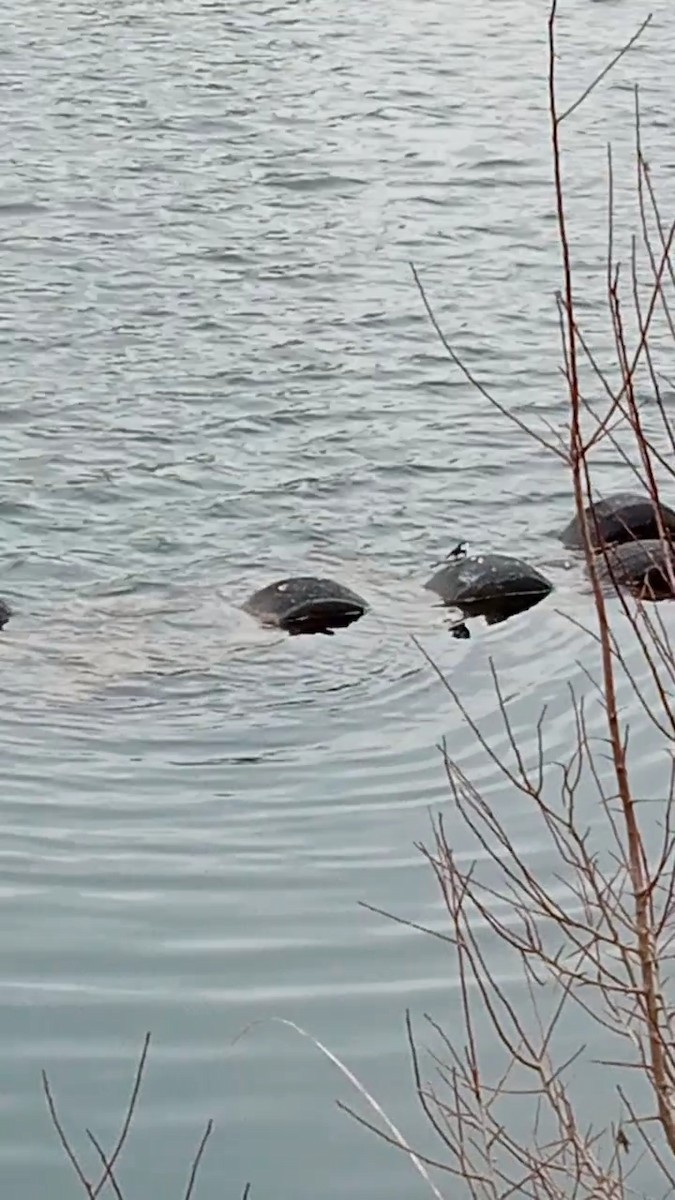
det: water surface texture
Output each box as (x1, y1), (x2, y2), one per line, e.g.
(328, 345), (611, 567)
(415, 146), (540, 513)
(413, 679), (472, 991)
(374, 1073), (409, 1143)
(1, 0), (674, 1196)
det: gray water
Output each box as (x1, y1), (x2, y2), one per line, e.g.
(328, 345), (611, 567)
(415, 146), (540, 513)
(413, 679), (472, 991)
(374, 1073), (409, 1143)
(1, 0), (674, 1196)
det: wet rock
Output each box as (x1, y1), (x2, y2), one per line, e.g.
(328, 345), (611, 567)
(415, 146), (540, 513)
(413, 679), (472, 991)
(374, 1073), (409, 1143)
(600, 539), (675, 600)
(424, 553), (552, 626)
(242, 576), (368, 636)
(560, 491), (675, 549)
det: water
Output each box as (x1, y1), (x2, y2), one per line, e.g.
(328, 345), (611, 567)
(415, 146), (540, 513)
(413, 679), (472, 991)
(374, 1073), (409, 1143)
(1, 0), (674, 1195)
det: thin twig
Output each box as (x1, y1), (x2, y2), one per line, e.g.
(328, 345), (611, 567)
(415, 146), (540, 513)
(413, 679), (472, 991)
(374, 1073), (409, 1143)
(183, 1119), (214, 1200)
(92, 1031), (151, 1198)
(86, 1131), (126, 1200)
(559, 14), (653, 122)
(41, 1069), (93, 1197)
(409, 262), (565, 459)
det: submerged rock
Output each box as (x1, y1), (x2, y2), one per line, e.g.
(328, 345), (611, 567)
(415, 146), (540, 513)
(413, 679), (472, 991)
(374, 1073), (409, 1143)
(242, 576), (368, 636)
(0, 598), (11, 630)
(600, 539), (675, 600)
(560, 491), (675, 550)
(424, 552), (553, 626)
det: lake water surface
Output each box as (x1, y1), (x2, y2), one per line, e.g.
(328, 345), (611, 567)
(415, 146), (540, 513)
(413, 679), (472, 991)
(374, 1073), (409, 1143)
(1, 0), (674, 1196)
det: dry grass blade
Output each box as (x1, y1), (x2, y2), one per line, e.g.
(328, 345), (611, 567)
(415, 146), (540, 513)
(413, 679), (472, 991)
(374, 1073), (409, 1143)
(232, 1017), (446, 1200)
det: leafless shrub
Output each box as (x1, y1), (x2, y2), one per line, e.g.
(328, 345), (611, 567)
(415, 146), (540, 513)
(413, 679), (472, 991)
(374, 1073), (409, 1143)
(345, 3), (675, 1197)
(42, 1031), (251, 1199)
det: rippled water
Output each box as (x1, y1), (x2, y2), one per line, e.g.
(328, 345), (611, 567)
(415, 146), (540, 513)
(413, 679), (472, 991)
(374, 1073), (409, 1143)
(2, 0), (674, 1196)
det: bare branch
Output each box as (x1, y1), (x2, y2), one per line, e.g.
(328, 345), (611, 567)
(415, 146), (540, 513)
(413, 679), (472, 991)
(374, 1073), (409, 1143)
(92, 1031), (151, 1198)
(183, 1120), (214, 1200)
(42, 1070), (93, 1197)
(559, 15), (653, 123)
(86, 1132), (125, 1200)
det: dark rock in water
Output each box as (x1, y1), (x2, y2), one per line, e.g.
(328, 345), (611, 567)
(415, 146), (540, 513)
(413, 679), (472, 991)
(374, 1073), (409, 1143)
(450, 620), (471, 640)
(0, 599), (11, 630)
(242, 576), (368, 636)
(424, 553), (553, 626)
(560, 491), (675, 549)
(600, 539), (675, 600)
